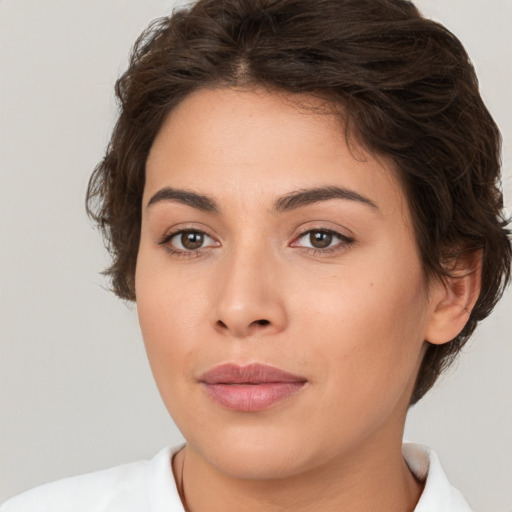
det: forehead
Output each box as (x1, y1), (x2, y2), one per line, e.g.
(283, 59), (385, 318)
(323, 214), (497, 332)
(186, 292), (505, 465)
(144, 87), (408, 221)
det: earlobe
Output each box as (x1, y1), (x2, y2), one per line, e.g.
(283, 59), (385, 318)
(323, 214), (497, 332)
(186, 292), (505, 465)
(425, 251), (483, 345)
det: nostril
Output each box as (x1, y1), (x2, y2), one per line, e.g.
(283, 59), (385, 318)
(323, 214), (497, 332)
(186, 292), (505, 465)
(215, 318), (271, 332)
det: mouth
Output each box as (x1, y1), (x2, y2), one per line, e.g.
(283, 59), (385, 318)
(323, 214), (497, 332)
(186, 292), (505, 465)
(199, 363), (308, 412)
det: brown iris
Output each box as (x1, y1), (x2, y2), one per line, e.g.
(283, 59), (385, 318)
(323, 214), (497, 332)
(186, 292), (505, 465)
(309, 231), (333, 249)
(181, 231), (204, 250)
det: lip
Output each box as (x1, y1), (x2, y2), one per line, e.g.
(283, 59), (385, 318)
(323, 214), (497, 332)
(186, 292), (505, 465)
(199, 363), (307, 412)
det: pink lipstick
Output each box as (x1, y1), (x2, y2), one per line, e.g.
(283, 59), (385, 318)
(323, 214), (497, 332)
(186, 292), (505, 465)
(200, 363), (307, 412)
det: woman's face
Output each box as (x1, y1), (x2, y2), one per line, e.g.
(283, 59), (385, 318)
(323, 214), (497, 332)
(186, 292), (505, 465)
(136, 87), (439, 479)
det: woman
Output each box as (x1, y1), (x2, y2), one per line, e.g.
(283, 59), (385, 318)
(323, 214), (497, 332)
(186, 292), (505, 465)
(2, 0), (510, 510)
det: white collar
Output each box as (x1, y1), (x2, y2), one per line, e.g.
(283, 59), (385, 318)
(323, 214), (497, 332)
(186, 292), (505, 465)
(403, 443), (473, 511)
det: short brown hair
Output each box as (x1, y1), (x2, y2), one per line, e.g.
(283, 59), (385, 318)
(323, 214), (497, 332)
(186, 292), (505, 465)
(86, 0), (511, 404)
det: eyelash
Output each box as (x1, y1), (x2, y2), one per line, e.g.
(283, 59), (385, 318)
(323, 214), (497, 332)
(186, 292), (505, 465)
(157, 229), (216, 259)
(292, 228), (355, 256)
(157, 228), (355, 259)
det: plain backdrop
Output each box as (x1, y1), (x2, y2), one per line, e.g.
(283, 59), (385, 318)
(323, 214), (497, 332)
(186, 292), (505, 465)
(1, 0), (511, 510)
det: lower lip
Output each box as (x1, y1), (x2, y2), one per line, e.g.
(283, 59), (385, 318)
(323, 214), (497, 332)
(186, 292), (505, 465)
(202, 382), (306, 412)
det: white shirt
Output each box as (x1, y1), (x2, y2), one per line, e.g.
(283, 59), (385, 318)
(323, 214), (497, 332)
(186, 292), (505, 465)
(1, 443), (472, 511)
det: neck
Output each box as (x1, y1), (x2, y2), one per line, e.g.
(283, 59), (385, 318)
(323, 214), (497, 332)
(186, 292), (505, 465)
(172, 432), (423, 512)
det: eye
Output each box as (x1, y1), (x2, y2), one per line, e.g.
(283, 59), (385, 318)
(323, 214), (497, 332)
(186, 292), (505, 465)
(292, 229), (354, 252)
(158, 229), (218, 255)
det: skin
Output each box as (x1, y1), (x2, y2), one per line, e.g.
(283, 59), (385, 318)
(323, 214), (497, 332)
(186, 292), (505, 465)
(136, 87), (477, 511)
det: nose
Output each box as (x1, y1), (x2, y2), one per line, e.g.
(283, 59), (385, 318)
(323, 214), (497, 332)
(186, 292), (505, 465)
(212, 244), (288, 338)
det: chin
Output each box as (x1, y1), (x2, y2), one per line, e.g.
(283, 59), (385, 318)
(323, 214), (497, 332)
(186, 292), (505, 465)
(204, 445), (309, 480)
(186, 422), (329, 481)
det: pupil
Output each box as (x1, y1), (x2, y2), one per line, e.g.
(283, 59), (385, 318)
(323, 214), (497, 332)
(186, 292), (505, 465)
(182, 231), (203, 250)
(310, 231), (332, 249)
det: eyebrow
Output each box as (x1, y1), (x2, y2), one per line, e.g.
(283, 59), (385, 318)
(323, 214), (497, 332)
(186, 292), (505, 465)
(272, 185), (378, 213)
(147, 185), (378, 213)
(147, 187), (220, 213)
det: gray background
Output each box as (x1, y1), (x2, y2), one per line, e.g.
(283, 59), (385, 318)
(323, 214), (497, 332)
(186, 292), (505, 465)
(1, 1), (510, 510)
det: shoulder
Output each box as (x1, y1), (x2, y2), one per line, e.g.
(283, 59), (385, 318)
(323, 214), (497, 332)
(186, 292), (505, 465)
(0, 446), (183, 512)
(403, 443), (474, 512)
(0, 460), (148, 512)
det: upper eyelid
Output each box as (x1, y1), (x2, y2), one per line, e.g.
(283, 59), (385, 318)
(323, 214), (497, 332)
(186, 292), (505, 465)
(157, 223), (355, 249)
(292, 228), (353, 246)
(159, 223), (217, 240)
(160, 226), (347, 239)
(296, 227), (345, 237)
(294, 226), (353, 240)
(159, 228), (217, 246)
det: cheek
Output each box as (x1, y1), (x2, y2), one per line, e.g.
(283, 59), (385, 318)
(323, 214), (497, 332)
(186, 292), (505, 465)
(135, 249), (204, 379)
(295, 259), (429, 411)
(135, 275), (207, 431)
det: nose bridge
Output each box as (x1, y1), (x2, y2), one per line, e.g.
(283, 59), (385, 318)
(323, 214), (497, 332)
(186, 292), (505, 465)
(212, 235), (287, 337)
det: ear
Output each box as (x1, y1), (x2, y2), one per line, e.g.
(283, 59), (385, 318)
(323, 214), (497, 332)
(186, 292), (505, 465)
(425, 250), (483, 345)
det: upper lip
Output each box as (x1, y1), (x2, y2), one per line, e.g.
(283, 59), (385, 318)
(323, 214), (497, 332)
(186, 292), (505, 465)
(199, 363), (307, 384)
